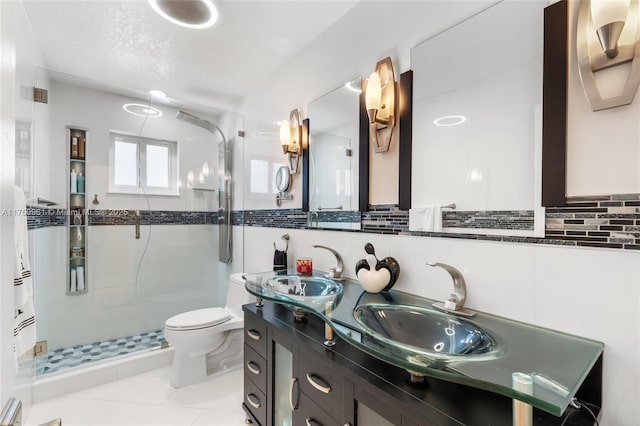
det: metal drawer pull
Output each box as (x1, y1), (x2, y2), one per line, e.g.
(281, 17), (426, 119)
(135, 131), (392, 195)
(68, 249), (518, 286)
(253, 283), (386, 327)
(246, 393), (261, 409)
(289, 377), (298, 410)
(246, 361), (261, 375)
(306, 418), (321, 426)
(246, 329), (261, 340)
(306, 373), (331, 394)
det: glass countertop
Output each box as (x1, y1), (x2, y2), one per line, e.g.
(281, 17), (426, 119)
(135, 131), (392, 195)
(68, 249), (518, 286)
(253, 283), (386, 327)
(243, 270), (603, 417)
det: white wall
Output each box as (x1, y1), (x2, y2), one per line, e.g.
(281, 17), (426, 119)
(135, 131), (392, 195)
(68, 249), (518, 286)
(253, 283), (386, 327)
(237, 1), (640, 424)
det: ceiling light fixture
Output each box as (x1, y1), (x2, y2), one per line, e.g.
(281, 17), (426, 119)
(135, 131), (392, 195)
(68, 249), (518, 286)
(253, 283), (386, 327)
(148, 0), (218, 29)
(149, 89), (167, 98)
(122, 103), (163, 118)
(344, 78), (363, 94)
(433, 115), (467, 127)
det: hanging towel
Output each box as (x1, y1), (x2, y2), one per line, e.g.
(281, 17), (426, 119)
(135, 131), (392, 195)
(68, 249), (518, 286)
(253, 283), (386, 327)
(409, 205), (443, 232)
(273, 250), (288, 272)
(13, 186), (36, 358)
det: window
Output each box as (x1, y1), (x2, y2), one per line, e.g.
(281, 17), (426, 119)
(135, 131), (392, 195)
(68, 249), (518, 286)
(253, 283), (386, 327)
(109, 132), (178, 196)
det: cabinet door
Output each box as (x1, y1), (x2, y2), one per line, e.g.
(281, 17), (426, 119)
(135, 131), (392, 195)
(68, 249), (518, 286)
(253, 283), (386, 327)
(344, 378), (401, 426)
(269, 327), (294, 426)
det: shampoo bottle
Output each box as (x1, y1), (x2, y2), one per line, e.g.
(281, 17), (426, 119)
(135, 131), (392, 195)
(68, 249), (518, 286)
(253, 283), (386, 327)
(77, 172), (85, 194)
(70, 169), (77, 193)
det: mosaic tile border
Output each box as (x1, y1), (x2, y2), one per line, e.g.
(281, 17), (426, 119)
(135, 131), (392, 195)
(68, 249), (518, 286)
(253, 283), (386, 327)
(26, 194), (640, 251)
(545, 194), (640, 250)
(36, 329), (165, 376)
(241, 209), (360, 230)
(24, 206), (68, 229)
(242, 195), (640, 250)
(26, 209), (219, 230)
(443, 210), (534, 230)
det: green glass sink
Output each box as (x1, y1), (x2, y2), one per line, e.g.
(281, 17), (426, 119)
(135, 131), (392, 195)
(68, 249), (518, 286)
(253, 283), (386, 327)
(263, 275), (343, 316)
(353, 303), (499, 368)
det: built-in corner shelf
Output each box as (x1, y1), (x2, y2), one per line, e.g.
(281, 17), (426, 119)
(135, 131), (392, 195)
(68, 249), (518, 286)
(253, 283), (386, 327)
(68, 127), (88, 296)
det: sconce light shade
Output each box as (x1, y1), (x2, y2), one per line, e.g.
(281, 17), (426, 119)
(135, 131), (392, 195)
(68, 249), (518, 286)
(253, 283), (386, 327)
(280, 120), (290, 153)
(365, 57), (397, 153)
(366, 72), (382, 123)
(280, 109), (302, 174)
(577, 0), (640, 110)
(591, 0), (630, 58)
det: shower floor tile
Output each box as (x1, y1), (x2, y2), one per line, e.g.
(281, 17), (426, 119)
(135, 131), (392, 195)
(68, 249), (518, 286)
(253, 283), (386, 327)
(36, 330), (165, 376)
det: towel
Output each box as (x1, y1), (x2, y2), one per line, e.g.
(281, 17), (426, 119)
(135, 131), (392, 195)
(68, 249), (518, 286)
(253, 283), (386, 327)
(273, 250), (288, 272)
(409, 205), (443, 232)
(13, 186), (36, 358)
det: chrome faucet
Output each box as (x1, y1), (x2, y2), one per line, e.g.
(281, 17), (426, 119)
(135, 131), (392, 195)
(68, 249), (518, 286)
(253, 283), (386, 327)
(308, 211), (319, 228)
(312, 245), (344, 279)
(428, 262), (475, 316)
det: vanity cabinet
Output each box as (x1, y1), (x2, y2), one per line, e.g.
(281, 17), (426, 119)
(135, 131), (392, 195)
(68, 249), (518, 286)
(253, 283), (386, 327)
(242, 302), (601, 426)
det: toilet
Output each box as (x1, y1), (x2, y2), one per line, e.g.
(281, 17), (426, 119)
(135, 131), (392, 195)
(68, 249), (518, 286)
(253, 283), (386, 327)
(164, 273), (252, 388)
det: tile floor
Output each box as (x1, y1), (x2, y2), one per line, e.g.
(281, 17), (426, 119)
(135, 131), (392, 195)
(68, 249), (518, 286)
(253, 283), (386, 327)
(25, 365), (247, 426)
(36, 330), (165, 376)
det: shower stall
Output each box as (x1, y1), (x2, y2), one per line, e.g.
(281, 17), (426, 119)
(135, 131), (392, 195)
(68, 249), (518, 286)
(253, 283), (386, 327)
(27, 68), (242, 377)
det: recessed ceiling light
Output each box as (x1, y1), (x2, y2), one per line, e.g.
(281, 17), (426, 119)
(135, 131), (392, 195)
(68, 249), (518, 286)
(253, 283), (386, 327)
(344, 78), (362, 94)
(433, 115), (467, 127)
(149, 89), (167, 98)
(123, 103), (163, 118)
(148, 0), (218, 29)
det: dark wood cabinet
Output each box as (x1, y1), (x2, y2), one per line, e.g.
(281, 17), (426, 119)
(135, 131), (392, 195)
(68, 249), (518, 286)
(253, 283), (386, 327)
(242, 302), (600, 426)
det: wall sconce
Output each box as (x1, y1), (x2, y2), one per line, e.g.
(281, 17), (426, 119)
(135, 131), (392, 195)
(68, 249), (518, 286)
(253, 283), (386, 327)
(577, 0), (640, 110)
(280, 109), (302, 173)
(365, 57), (397, 153)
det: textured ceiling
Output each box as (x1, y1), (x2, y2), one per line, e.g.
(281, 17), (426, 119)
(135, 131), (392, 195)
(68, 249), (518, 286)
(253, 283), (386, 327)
(22, 0), (359, 112)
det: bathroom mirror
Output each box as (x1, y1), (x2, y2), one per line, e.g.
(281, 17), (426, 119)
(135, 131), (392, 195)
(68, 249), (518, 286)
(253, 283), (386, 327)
(306, 77), (361, 230)
(410, 1), (545, 237)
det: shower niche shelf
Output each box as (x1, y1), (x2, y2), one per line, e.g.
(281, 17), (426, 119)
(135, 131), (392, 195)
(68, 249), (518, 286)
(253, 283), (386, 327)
(68, 127), (88, 296)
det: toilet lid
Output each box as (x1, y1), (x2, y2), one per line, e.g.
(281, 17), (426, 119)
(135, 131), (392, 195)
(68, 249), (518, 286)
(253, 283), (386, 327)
(165, 307), (231, 331)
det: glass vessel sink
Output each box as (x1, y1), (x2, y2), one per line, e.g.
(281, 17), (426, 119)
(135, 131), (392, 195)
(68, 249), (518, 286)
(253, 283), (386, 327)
(353, 303), (498, 368)
(261, 274), (343, 318)
(243, 270), (603, 417)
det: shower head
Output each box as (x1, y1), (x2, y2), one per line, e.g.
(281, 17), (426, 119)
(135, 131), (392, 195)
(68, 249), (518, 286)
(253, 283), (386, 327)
(175, 109), (225, 141)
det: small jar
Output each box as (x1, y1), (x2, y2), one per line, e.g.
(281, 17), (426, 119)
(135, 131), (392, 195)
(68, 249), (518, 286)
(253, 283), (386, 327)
(296, 257), (313, 275)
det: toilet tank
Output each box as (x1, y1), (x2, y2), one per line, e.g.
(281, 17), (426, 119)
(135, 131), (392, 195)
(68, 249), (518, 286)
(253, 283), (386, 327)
(226, 273), (252, 316)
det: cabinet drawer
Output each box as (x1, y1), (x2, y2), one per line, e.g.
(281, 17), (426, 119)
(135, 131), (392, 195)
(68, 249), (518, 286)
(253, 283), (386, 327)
(244, 311), (267, 358)
(244, 343), (267, 393)
(244, 375), (267, 426)
(295, 349), (344, 422)
(295, 391), (340, 426)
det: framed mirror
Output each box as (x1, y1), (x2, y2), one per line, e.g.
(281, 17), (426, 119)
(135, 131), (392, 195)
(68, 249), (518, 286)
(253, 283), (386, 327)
(410, 0), (546, 237)
(305, 77), (362, 230)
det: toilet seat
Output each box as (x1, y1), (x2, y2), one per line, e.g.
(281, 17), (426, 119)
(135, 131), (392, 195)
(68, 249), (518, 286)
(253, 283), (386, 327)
(165, 307), (231, 331)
